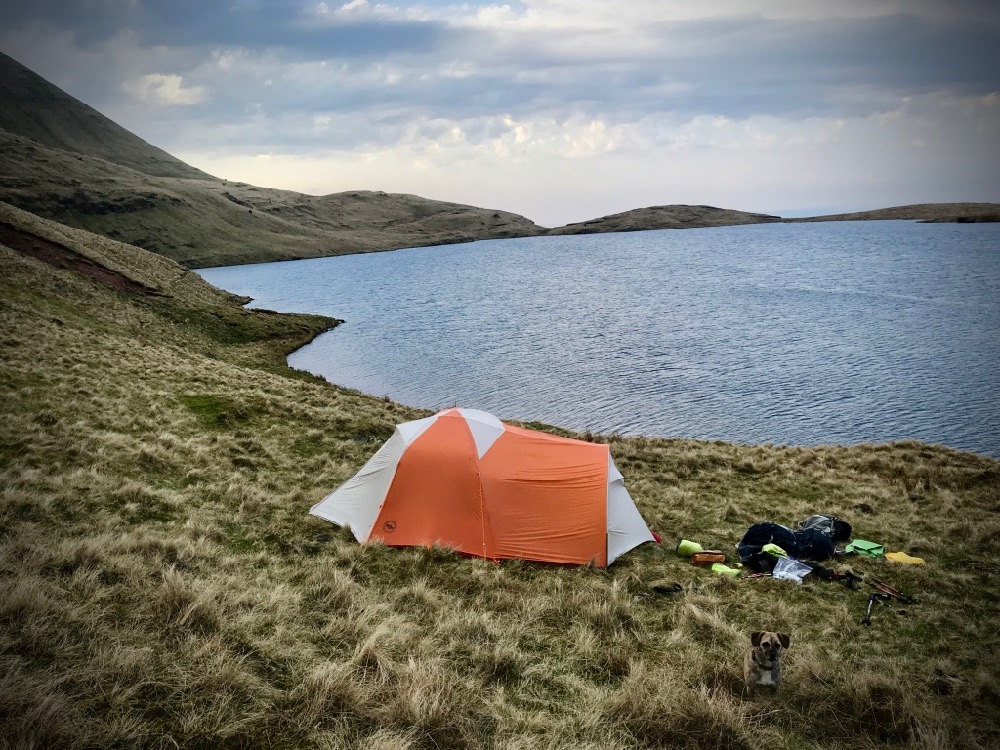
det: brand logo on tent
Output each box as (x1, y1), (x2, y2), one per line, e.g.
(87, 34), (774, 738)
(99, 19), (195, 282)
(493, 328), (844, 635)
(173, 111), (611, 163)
(383, 520), (396, 533)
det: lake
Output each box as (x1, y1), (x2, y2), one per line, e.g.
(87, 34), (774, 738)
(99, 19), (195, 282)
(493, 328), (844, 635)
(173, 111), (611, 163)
(198, 220), (1000, 458)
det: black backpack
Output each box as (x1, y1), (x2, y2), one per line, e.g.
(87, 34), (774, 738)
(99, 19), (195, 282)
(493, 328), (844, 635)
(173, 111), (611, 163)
(737, 521), (837, 573)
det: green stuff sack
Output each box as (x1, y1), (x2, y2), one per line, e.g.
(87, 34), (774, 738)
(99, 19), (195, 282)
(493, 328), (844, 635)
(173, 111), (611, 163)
(845, 539), (885, 557)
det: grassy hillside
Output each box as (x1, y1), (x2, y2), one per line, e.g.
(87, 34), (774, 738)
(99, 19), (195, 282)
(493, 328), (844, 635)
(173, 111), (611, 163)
(547, 205), (782, 235)
(0, 128), (544, 268)
(2, 200), (999, 749)
(0, 52), (545, 268)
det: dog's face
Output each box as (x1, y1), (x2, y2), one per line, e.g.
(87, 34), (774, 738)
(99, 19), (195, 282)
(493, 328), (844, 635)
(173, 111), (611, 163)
(751, 631), (790, 662)
(746, 631), (791, 695)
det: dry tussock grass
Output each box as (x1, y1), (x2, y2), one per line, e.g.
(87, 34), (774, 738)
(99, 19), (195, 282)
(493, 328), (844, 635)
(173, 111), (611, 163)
(2, 203), (1000, 748)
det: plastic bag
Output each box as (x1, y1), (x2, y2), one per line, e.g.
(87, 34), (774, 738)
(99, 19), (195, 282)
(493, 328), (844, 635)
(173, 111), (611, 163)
(772, 556), (813, 583)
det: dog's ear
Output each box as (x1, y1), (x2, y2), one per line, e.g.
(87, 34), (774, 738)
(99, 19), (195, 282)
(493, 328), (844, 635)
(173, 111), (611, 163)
(751, 632), (764, 647)
(777, 633), (790, 649)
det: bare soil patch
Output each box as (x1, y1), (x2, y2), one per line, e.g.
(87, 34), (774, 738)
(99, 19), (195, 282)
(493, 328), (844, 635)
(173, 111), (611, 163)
(0, 220), (159, 294)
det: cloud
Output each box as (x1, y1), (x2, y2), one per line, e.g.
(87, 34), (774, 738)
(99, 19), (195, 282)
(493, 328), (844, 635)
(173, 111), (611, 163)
(0, 0), (461, 59)
(172, 84), (999, 224)
(124, 72), (205, 104)
(5, 4), (998, 121)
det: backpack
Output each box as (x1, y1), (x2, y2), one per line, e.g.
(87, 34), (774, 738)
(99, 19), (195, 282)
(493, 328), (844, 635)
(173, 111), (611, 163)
(797, 514), (853, 544)
(737, 522), (837, 573)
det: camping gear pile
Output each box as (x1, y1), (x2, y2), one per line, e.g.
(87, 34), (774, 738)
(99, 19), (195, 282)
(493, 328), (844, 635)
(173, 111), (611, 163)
(675, 538), (741, 577)
(861, 579), (918, 626)
(736, 514), (853, 574)
(311, 407), (923, 626)
(670, 513), (924, 624)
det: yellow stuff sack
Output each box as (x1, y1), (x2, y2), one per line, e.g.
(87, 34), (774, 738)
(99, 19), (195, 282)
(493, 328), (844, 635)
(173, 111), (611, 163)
(885, 551), (925, 565)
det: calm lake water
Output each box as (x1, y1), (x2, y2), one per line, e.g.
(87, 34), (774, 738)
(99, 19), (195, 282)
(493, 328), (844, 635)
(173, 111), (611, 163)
(199, 221), (1000, 458)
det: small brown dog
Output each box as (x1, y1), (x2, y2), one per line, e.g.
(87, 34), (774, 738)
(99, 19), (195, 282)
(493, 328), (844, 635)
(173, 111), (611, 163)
(744, 631), (790, 697)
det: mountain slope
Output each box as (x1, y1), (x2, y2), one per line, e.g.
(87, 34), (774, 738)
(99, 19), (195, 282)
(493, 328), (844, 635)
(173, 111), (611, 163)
(0, 127), (542, 267)
(0, 50), (211, 181)
(0, 52), (545, 267)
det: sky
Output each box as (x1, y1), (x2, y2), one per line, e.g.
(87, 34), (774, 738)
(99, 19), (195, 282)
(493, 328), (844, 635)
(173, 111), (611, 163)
(2, 0), (999, 226)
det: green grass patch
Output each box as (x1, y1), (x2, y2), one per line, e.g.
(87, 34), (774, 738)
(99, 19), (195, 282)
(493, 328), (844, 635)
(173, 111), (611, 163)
(292, 434), (327, 458)
(179, 393), (255, 427)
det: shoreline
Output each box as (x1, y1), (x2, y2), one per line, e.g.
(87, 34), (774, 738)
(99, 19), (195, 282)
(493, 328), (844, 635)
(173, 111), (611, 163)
(190, 209), (1000, 271)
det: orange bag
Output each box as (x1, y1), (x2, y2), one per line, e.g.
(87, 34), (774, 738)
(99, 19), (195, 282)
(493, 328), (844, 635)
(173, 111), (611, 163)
(691, 551), (727, 565)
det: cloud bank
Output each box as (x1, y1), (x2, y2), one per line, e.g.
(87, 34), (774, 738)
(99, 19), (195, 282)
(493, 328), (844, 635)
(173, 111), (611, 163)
(2, 0), (998, 224)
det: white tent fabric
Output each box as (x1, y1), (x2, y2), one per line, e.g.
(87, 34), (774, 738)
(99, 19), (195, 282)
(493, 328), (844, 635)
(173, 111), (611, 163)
(309, 430), (406, 542)
(606, 454), (656, 563)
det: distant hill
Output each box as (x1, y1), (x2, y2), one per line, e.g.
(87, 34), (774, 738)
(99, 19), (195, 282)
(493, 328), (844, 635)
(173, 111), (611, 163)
(788, 203), (1000, 223)
(546, 205), (781, 235)
(546, 202), (1000, 235)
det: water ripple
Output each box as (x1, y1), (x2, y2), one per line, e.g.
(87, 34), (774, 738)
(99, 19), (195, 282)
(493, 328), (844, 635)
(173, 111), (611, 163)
(199, 221), (1000, 458)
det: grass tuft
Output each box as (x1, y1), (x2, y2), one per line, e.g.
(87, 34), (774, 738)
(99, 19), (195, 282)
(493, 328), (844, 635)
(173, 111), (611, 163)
(601, 666), (756, 750)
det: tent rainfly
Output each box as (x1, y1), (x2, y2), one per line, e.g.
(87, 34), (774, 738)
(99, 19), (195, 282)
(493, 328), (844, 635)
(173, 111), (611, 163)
(310, 408), (655, 566)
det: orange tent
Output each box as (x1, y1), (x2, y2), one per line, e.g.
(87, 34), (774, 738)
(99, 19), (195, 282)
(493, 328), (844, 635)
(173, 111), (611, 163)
(310, 408), (655, 566)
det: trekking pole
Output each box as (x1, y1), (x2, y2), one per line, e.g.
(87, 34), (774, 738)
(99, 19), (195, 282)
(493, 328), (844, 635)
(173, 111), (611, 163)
(861, 593), (891, 626)
(870, 579), (916, 605)
(861, 594), (877, 626)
